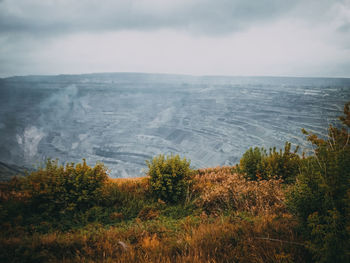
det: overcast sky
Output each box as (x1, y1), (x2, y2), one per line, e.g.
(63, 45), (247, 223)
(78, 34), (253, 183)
(0, 0), (350, 78)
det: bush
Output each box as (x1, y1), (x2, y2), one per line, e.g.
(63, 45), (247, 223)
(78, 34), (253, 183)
(147, 154), (193, 204)
(239, 147), (266, 180)
(287, 102), (350, 262)
(239, 142), (300, 182)
(21, 159), (108, 217)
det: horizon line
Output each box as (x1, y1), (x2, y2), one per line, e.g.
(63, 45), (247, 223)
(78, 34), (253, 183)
(1, 71), (350, 80)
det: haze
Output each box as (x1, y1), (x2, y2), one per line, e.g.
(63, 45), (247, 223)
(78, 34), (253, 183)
(0, 0), (350, 78)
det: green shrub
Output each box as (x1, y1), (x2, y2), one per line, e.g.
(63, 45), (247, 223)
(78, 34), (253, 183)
(287, 102), (350, 262)
(239, 142), (300, 182)
(21, 159), (108, 217)
(147, 154), (193, 204)
(239, 147), (266, 180)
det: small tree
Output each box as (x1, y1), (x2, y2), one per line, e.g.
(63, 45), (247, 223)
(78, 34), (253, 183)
(287, 102), (350, 262)
(147, 154), (193, 204)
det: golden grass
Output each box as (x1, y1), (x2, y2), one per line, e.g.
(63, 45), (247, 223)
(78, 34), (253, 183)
(1, 212), (306, 263)
(108, 176), (150, 194)
(108, 176), (149, 185)
(0, 166), (309, 262)
(193, 167), (287, 215)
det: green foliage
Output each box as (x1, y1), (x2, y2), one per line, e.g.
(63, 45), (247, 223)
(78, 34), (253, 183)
(100, 179), (153, 221)
(287, 102), (350, 262)
(160, 203), (197, 219)
(147, 154), (193, 204)
(239, 142), (300, 182)
(21, 159), (108, 217)
(239, 147), (265, 180)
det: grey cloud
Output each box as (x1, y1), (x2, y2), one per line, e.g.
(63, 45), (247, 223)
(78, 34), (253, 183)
(0, 0), (349, 78)
(0, 0), (337, 36)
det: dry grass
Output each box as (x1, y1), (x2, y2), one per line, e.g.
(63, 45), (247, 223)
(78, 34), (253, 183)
(1, 213), (306, 263)
(0, 181), (30, 202)
(0, 166), (309, 263)
(109, 176), (149, 185)
(193, 167), (287, 215)
(108, 176), (150, 194)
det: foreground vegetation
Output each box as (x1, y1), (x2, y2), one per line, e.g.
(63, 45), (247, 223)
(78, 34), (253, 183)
(1, 167), (308, 263)
(0, 102), (349, 262)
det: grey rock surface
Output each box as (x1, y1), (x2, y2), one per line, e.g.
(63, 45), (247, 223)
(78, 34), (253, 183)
(0, 73), (349, 178)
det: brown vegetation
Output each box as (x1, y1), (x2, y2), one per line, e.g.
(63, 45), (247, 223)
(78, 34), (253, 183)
(0, 166), (308, 263)
(193, 167), (287, 215)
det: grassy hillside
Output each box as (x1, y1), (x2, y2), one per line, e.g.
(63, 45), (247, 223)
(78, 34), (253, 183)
(0, 166), (309, 263)
(0, 102), (349, 262)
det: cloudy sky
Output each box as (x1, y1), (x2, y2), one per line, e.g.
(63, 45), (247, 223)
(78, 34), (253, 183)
(0, 0), (350, 78)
